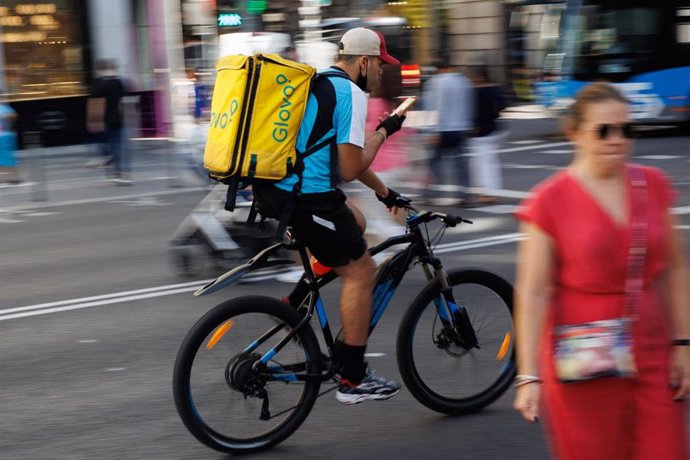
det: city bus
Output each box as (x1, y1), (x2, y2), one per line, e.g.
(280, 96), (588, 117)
(533, 0), (690, 123)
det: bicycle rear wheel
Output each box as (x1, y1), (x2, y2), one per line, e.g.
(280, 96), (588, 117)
(173, 296), (322, 454)
(397, 269), (515, 415)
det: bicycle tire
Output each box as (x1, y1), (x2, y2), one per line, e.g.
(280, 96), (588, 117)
(397, 269), (515, 415)
(173, 296), (322, 454)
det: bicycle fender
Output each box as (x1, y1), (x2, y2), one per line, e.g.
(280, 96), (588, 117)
(194, 242), (294, 296)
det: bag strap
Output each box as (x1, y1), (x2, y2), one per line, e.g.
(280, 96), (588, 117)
(624, 165), (648, 318)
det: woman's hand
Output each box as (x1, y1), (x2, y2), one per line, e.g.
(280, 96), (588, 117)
(514, 382), (541, 422)
(669, 345), (690, 401)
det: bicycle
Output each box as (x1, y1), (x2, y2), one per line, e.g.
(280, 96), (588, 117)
(172, 202), (515, 454)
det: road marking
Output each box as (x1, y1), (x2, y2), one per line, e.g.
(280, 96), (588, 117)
(106, 368), (127, 372)
(23, 212), (59, 217)
(78, 340), (98, 343)
(504, 163), (560, 170)
(509, 140), (543, 145)
(0, 181), (36, 189)
(673, 207), (690, 216)
(540, 150), (572, 155)
(0, 233), (525, 322)
(0, 214), (26, 223)
(637, 155), (682, 160)
(472, 204), (521, 214)
(108, 196), (168, 206)
(499, 141), (571, 154)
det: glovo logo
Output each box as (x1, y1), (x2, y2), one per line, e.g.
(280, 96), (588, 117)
(210, 99), (239, 130)
(273, 73), (296, 143)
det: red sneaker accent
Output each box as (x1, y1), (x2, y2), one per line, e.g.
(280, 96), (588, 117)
(338, 378), (357, 388)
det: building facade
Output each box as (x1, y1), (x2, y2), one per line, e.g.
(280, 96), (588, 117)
(0, 0), (187, 146)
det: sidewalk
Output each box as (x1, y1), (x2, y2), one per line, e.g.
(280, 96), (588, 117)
(0, 137), (210, 212)
(0, 113), (562, 211)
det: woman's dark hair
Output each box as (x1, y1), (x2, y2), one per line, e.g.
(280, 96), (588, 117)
(563, 82), (629, 131)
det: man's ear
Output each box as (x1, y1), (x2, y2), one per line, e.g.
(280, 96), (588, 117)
(359, 56), (368, 74)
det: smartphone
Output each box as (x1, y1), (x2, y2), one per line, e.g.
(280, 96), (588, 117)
(393, 97), (416, 116)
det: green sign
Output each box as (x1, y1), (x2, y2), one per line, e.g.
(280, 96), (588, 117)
(218, 12), (242, 27)
(247, 0), (266, 14)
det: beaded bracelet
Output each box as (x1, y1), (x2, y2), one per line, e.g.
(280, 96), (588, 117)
(672, 339), (690, 346)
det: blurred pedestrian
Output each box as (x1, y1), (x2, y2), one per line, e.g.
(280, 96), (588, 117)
(0, 92), (19, 183)
(358, 63), (409, 243)
(421, 56), (474, 205)
(468, 63), (506, 204)
(514, 82), (689, 459)
(91, 59), (129, 184)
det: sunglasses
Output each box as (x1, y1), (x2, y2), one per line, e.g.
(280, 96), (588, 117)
(589, 123), (635, 140)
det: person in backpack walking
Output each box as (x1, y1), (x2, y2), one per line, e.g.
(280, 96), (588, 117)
(254, 27), (410, 404)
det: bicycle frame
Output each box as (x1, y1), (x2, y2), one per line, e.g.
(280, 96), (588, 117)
(218, 210), (479, 384)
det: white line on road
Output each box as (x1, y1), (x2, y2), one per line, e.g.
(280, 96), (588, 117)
(0, 279), (212, 315)
(499, 141), (571, 154)
(0, 233), (524, 322)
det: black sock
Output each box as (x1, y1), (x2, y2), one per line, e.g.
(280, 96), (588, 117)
(339, 342), (366, 384)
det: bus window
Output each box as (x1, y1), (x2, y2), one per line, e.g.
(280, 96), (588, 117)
(570, 5), (662, 82)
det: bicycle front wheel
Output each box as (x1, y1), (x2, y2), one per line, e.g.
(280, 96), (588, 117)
(397, 269), (515, 415)
(173, 296), (322, 454)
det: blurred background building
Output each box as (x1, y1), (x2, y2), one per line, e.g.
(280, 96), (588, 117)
(7, 1), (684, 148)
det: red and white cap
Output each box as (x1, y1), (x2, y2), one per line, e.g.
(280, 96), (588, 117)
(338, 28), (400, 65)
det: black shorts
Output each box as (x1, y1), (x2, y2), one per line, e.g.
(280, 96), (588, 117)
(253, 185), (366, 267)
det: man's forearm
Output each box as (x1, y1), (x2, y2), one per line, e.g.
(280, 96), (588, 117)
(359, 129), (387, 173)
(358, 167), (388, 196)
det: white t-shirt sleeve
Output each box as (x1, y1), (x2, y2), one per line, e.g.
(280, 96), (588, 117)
(335, 83), (367, 148)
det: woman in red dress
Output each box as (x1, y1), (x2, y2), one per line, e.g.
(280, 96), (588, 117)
(513, 82), (690, 459)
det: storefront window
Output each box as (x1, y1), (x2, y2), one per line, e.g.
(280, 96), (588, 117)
(0, 1), (86, 101)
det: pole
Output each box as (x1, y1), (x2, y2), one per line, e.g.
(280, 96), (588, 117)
(24, 131), (47, 202)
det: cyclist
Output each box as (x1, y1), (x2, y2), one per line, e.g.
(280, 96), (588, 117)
(255, 27), (409, 404)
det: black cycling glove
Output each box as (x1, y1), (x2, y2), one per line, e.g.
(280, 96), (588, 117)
(375, 114), (406, 138)
(376, 187), (411, 209)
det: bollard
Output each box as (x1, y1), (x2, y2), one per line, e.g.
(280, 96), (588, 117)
(24, 130), (47, 201)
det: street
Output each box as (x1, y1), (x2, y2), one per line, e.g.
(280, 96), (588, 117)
(2, 115), (690, 459)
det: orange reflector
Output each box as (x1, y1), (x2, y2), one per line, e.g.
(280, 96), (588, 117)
(496, 331), (512, 361)
(206, 320), (234, 350)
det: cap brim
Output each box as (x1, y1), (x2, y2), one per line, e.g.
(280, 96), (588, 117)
(380, 53), (400, 65)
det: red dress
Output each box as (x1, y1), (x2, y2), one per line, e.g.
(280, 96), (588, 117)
(516, 165), (687, 460)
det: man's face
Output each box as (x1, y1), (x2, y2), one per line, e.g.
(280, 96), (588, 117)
(359, 56), (384, 92)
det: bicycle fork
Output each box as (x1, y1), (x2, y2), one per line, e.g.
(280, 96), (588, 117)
(423, 263), (480, 350)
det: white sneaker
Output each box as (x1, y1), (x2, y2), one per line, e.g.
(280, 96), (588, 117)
(336, 369), (401, 405)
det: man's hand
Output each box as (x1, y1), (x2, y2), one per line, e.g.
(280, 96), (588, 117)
(376, 114), (406, 138)
(376, 187), (411, 211)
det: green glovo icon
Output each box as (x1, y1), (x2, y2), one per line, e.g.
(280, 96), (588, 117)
(210, 99), (239, 130)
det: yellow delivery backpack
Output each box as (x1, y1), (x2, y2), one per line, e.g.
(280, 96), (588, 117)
(203, 53), (348, 238)
(204, 53), (315, 184)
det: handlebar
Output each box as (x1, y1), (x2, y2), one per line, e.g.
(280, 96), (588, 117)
(403, 204), (473, 228)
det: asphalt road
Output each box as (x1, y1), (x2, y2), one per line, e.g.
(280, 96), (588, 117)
(2, 116), (689, 459)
